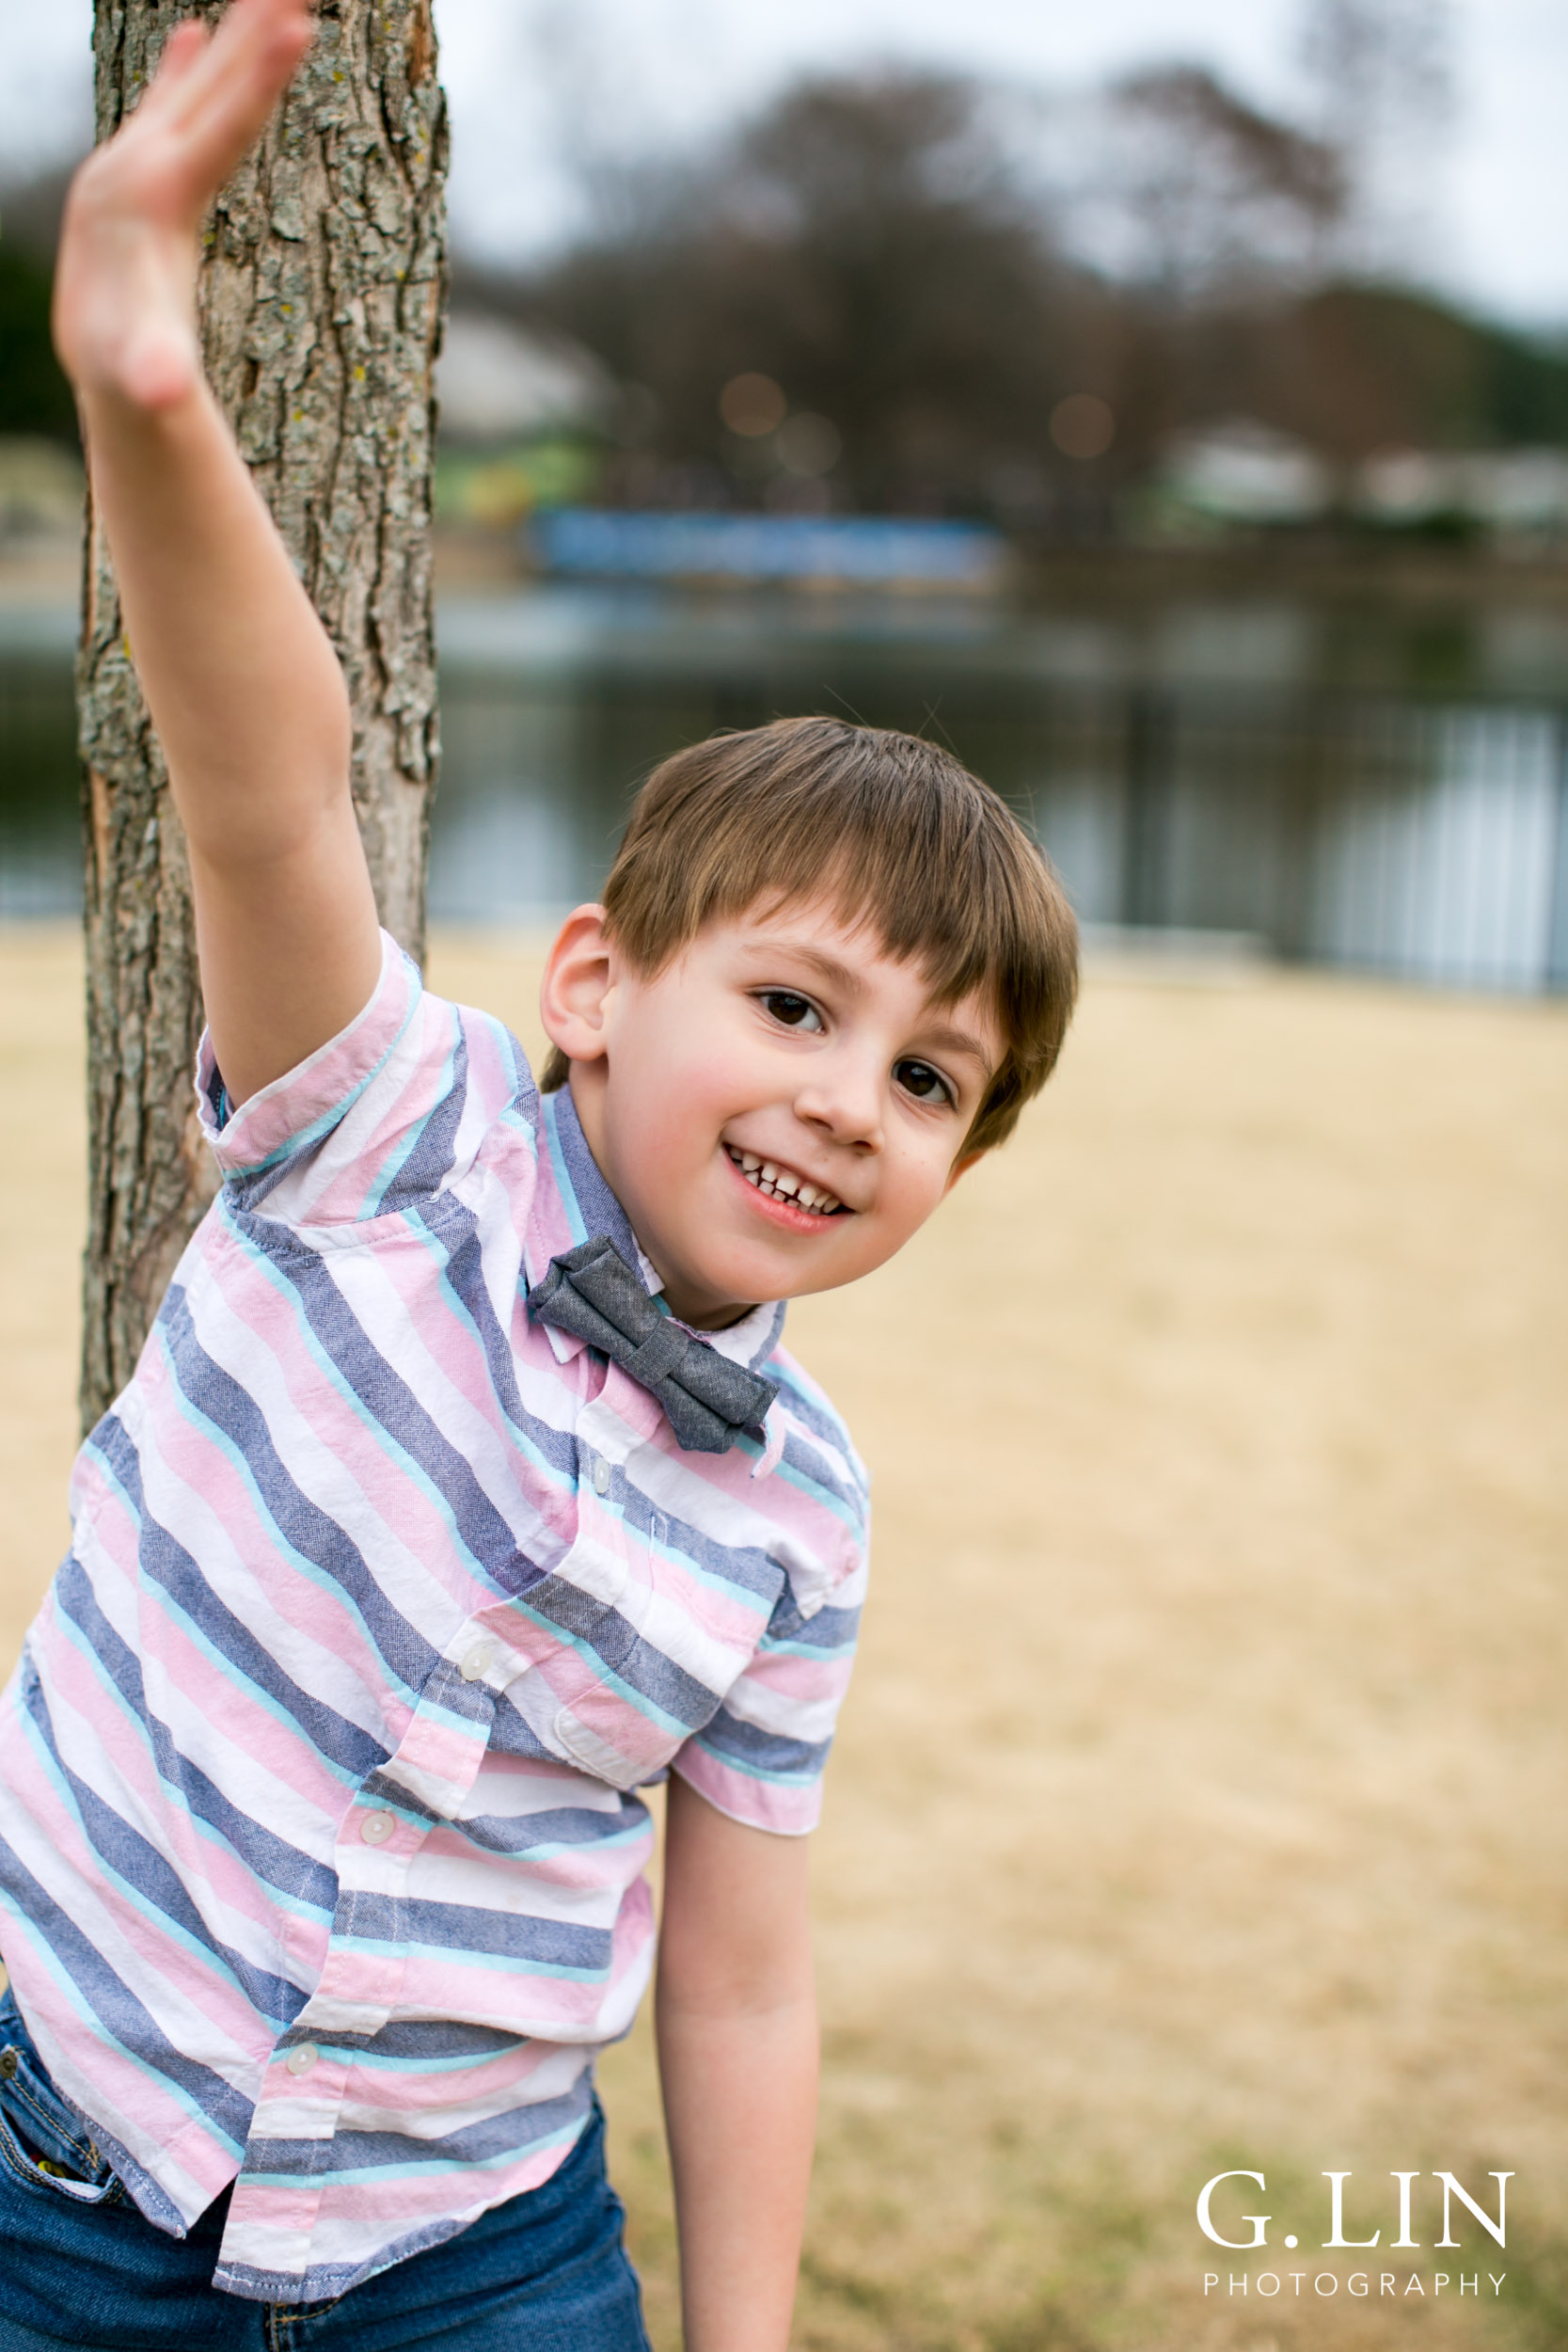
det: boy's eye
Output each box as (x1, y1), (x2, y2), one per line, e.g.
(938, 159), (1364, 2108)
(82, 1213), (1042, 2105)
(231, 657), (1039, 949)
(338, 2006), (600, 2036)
(895, 1057), (955, 1106)
(759, 991), (823, 1032)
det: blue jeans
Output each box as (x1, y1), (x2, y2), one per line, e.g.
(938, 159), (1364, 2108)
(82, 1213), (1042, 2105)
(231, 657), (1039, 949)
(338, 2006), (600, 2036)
(0, 1988), (651, 2351)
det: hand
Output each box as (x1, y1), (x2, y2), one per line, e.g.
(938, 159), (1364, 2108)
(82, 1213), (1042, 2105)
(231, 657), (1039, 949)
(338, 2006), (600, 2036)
(54, 0), (314, 412)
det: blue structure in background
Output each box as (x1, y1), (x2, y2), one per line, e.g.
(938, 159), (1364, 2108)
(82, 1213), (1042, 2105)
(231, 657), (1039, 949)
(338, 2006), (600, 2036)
(529, 509), (1006, 588)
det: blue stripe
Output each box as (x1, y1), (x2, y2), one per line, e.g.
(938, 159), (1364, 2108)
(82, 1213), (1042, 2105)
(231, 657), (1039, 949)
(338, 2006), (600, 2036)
(224, 953), (422, 1195)
(17, 1657), (310, 2027)
(221, 1211), (557, 1601)
(690, 1705), (832, 1785)
(411, 1200), (583, 1495)
(540, 1085), (655, 1265)
(328, 1938), (609, 1985)
(512, 1580), (717, 1738)
(334, 1894), (611, 1971)
(150, 1308), (431, 1710)
(368, 1019), (467, 1213)
(301, 2026), (530, 2072)
(54, 1559), (343, 1912)
(764, 1599), (863, 1659)
(0, 1847), (253, 2153)
(452, 1804), (652, 1860)
(488, 1694), (570, 1763)
(540, 1089), (591, 1249)
(241, 2082), (591, 2179)
(86, 1415), (392, 1791)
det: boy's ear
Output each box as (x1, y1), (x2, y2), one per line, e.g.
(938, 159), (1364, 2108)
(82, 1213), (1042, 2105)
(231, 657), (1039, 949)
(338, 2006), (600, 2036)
(540, 904), (615, 1066)
(943, 1148), (986, 1196)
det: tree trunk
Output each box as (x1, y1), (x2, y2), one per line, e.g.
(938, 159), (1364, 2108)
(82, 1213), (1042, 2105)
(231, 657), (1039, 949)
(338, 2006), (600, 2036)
(79, 0), (447, 1431)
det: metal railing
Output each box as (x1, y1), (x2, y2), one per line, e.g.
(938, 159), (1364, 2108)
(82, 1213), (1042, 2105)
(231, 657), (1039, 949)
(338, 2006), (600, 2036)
(7, 645), (1568, 993)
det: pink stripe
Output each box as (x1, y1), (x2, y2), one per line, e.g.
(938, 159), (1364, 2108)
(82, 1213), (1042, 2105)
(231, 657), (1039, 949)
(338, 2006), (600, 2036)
(340, 2038), (564, 2115)
(205, 1254), (506, 1615)
(139, 1348), (407, 1740)
(2, 1733), (280, 2055)
(38, 1630), (333, 1939)
(673, 1743), (822, 1836)
(641, 1554), (771, 1648)
(737, 1649), (855, 1703)
(386, 1709), (487, 1791)
(204, 936), (419, 1179)
(0, 1806), (271, 2089)
(235, 2128), (577, 2236)
(417, 1822), (656, 1893)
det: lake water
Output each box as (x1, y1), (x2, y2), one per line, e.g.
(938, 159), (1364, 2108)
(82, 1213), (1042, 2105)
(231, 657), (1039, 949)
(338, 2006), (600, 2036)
(5, 582), (1567, 992)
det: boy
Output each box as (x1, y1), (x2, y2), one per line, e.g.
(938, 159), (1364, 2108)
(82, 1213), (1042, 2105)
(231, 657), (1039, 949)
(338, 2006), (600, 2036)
(0, 3), (1077, 2345)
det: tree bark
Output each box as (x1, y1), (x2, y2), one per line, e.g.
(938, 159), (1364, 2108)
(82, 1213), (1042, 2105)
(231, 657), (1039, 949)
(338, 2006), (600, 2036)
(79, 0), (447, 1431)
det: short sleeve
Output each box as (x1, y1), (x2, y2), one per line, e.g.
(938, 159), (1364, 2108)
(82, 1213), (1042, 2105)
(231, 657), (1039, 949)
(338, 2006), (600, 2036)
(193, 930), (519, 1227)
(669, 1562), (865, 1836)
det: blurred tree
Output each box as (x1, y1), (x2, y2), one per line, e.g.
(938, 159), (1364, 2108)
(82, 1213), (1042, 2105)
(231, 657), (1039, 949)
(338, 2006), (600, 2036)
(79, 1), (447, 1428)
(504, 71), (1126, 520)
(1191, 284), (1568, 469)
(1484, 324), (1568, 448)
(1297, 0), (1453, 269)
(1085, 65), (1344, 300)
(455, 50), (1565, 534)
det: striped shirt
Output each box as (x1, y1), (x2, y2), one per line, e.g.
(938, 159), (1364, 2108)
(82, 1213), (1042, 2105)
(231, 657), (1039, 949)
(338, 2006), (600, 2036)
(0, 933), (866, 2303)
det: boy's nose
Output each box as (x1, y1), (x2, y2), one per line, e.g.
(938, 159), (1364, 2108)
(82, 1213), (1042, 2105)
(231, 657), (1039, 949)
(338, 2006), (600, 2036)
(793, 1057), (883, 1154)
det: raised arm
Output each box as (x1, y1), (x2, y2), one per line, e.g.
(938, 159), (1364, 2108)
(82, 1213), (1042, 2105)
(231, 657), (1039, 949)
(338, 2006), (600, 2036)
(55, 0), (382, 1106)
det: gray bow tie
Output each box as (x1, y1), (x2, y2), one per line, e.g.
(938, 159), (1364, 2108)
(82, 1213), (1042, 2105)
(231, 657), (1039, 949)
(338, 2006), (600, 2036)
(527, 1236), (780, 1454)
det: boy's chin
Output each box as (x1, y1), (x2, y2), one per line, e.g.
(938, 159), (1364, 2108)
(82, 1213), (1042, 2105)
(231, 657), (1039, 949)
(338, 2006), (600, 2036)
(673, 1233), (862, 1324)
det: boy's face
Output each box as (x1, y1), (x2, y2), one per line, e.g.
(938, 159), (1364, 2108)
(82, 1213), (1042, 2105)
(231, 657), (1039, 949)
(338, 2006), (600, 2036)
(543, 898), (1002, 1328)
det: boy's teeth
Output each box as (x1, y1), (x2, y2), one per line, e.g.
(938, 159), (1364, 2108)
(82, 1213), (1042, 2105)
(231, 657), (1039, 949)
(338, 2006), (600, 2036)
(726, 1145), (842, 1216)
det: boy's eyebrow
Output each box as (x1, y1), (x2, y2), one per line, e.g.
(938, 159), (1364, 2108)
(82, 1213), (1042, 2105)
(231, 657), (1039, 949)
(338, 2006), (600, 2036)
(750, 939), (868, 998)
(912, 1020), (997, 1077)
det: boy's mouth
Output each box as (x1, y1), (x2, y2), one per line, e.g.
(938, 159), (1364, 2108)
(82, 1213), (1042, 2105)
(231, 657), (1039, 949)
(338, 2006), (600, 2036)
(724, 1145), (847, 1216)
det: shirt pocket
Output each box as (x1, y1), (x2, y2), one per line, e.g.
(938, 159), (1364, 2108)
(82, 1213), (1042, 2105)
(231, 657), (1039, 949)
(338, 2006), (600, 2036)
(549, 1475), (793, 1791)
(543, 1462), (711, 1788)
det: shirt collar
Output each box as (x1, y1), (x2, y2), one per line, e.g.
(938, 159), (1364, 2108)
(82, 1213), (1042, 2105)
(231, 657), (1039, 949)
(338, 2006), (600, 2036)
(539, 1082), (642, 1270)
(698, 1295), (787, 1375)
(533, 1083), (786, 1375)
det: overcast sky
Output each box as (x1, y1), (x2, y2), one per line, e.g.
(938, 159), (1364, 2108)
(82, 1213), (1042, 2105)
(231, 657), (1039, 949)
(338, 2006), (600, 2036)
(3, 0), (1564, 326)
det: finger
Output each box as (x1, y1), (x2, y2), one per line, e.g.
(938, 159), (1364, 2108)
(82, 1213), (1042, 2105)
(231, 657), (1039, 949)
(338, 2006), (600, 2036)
(158, 0), (316, 198)
(155, 19), (213, 86)
(126, 19), (212, 126)
(170, 0), (313, 122)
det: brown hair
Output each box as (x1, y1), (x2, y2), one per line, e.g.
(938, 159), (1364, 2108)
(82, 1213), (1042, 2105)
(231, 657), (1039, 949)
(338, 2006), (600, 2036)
(541, 715), (1078, 1154)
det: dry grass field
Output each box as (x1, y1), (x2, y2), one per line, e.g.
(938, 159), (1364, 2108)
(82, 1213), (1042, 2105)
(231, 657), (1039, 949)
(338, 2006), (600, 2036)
(2, 927), (1563, 2352)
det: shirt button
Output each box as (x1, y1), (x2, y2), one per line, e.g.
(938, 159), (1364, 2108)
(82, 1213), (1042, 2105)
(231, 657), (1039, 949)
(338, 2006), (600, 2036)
(359, 1810), (396, 1846)
(591, 1454), (610, 1495)
(460, 1643), (494, 1683)
(284, 2042), (318, 2076)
